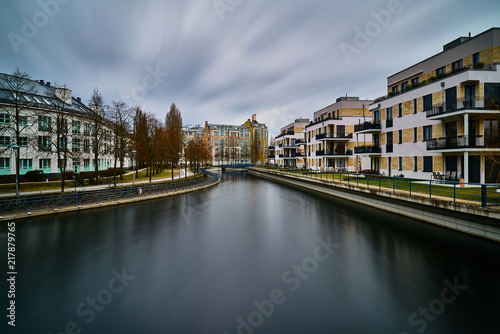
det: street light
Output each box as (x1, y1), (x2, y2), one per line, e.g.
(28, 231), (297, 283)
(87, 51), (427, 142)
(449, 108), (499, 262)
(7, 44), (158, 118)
(132, 150), (137, 185)
(178, 152), (182, 179)
(12, 143), (19, 197)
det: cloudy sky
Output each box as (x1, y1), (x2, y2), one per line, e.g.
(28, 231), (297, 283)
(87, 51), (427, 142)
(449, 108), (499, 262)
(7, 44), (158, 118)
(1, 0), (499, 135)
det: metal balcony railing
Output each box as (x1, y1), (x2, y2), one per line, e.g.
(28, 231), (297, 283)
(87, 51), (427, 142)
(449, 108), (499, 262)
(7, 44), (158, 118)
(426, 135), (487, 150)
(354, 122), (381, 132)
(354, 145), (382, 154)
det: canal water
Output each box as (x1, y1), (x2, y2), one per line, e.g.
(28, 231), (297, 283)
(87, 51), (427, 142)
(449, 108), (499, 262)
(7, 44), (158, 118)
(2, 172), (500, 333)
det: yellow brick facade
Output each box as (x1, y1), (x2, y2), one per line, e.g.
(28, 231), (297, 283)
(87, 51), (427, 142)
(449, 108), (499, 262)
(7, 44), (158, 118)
(433, 156), (443, 172)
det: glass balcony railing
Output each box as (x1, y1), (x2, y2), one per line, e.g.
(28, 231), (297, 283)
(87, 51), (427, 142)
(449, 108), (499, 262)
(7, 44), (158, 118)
(354, 122), (381, 132)
(426, 96), (489, 117)
(354, 145), (382, 154)
(426, 135), (487, 150)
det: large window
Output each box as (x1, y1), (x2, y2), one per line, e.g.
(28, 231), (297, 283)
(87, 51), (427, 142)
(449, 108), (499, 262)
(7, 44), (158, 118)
(423, 126), (433, 141)
(386, 107), (393, 127)
(0, 114), (10, 124)
(473, 52), (480, 64)
(451, 59), (463, 72)
(38, 136), (51, 151)
(436, 66), (446, 77)
(19, 137), (28, 147)
(401, 82), (408, 92)
(84, 123), (91, 136)
(386, 132), (393, 153)
(484, 83), (500, 107)
(72, 121), (81, 135)
(20, 159), (32, 170)
(411, 77), (419, 85)
(72, 138), (80, 152)
(423, 156), (433, 172)
(39, 159), (51, 169)
(398, 130), (403, 144)
(38, 116), (51, 131)
(423, 94), (432, 112)
(58, 137), (67, 149)
(214, 138), (218, 146)
(0, 136), (10, 146)
(484, 119), (499, 146)
(392, 86), (399, 94)
(0, 158), (10, 170)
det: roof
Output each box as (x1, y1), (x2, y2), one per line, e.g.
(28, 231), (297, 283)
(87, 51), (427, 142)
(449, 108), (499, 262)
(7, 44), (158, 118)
(0, 73), (91, 116)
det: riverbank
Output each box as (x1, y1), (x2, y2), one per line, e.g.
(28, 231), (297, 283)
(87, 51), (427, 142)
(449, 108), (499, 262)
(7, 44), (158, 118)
(248, 167), (500, 242)
(0, 174), (219, 222)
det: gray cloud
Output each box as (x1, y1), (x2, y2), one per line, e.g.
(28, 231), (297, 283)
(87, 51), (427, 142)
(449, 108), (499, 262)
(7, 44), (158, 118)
(1, 0), (499, 135)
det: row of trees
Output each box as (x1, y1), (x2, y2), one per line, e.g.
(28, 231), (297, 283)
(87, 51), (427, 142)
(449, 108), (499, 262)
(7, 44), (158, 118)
(0, 67), (189, 191)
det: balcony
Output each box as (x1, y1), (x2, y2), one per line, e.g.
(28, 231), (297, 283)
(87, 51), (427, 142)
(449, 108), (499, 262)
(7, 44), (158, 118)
(354, 122), (381, 133)
(426, 96), (491, 118)
(315, 149), (353, 156)
(306, 114), (342, 128)
(315, 133), (353, 141)
(354, 145), (382, 154)
(426, 135), (488, 151)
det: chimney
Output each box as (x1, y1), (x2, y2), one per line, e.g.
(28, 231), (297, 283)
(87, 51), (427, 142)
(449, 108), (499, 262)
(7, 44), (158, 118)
(76, 97), (81, 103)
(469, 32), (471, 38)
(252, 114), (257, 122)
(46, 82), (51, 87)
(39, 80), (44, 85)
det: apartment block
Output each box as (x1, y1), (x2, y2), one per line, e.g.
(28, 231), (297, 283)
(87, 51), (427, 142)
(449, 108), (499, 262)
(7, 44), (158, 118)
(306, 96), (374, 171)
(274, 118), (309, 168)
(360, 27), (500, 183)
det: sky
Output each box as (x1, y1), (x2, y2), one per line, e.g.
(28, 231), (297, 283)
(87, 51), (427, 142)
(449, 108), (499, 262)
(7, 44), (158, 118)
(1, 0), (499, 136)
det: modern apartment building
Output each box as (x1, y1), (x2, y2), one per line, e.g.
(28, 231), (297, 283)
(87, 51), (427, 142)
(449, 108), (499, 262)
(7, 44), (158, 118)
(306, 96), (373, 171)
(359, 27), (500, 183)
(0, 74), (118, 179)
(274, 118), (309, 168)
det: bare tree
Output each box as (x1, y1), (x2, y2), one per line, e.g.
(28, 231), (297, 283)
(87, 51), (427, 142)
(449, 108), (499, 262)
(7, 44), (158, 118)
(165, 103), (183, 179)
(0, 67), (38, 186)
(250, 134), (262, 163)
(108, 100), (132, 180)
(87, 87), (108, 174)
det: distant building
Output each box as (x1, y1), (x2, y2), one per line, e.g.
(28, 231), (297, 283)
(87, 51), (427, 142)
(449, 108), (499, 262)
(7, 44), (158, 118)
(306, 96), (373, 171)
(0, 74), (118, 180)
(360, 27), (500, 182)
(273, 118), (309, 168)
(203, 122), (251, 165)
(241, 114), (269, 164)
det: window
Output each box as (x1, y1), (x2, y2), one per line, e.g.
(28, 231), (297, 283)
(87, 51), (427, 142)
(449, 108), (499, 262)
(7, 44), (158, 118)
(398, 103), (402, 117)
(84, 139), (90, 153)
(214, 138), (218, 146)
(0, 136), (10, 146)
(413, 128), (417, 142)
(484, 119), (499, 146)
(20, 159), (32, 170)
(19, 116), (28, 126)
(414, 156), (418, 172)
(398, 130), (403, 144)
(0, 114), (10, 124)
(423, 156), (433, 172)
(19, 137), (28, 147)
(413, 98), (418, 114)
(398, 157), (403, 171)
(38, 136), (51, 151)
(423, 94), (432, 112)
(38, 116), (51, 131)
(401, 82), (408, 92)
(436, 66), (446, 77)
(39, 159), (51, 169)
(73, 158), (80, 167)
(72, 121), (81, 135)
(392, 86), (399, 94)
(473, 52), (480, 64)
(386, 132), (393, 153)
(72, 138), (80, 152)
(58, 137), (67, 149)
(84, 123), (91, 136)
(411, 77), (419, 85)
(84, 159), (90, 168)
(451, 59), (463, 72)
(386, 107), (393, 127)
(0, 158), (10, 169)
(423, 126), (433, 141)
(214, 131), (219, 136)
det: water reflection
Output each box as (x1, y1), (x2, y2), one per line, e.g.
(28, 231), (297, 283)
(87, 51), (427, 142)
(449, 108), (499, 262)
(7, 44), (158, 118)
(3, 173), (499, 333)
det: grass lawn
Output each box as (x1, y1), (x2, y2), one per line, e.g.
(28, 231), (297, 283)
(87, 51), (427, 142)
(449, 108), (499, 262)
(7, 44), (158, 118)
(0, 169), (180, 194)
(260, 167), (500, 205)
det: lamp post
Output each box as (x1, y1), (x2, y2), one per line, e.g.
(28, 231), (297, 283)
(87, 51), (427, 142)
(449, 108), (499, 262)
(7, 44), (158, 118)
(132, 150), (136, 185)
(178, 152), (182, 179)
(12, 143), (19, 197)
